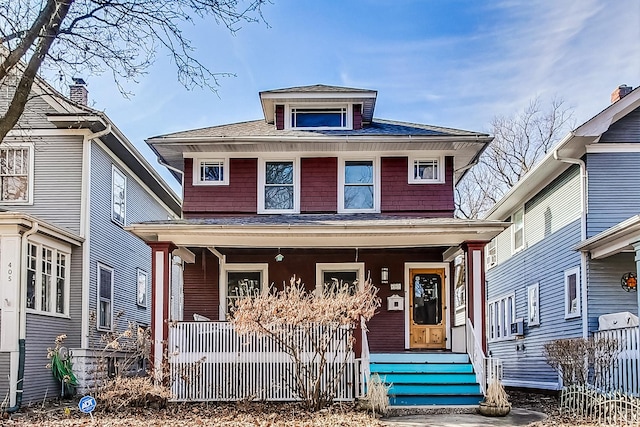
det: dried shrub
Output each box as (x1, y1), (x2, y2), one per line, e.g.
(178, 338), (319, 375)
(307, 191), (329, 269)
(231, 275), (381, 411)
(364, 374), (391, 417)
(94, 376), (171, 412)
(483, 380), (510, 408)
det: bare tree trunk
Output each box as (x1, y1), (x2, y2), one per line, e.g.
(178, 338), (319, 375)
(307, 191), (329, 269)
(0, 1), (73, 142)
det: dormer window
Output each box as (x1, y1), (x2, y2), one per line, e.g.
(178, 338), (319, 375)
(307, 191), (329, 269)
(288, 105), (351, 130)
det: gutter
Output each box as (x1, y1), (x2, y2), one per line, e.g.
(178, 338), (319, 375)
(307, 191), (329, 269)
(553, 147), (589, 338)
(4, 221), (39, 414)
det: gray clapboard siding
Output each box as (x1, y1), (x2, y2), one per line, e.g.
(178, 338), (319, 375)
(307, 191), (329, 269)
(87, 142), (173, 344)
(599, 106), (640, 143)
(487, 217), (582, 388)
(0, 135), (83, 235)
(0, 80), (58, 130)
(587, 253), (638, 332)
(587, 152), (640, 237)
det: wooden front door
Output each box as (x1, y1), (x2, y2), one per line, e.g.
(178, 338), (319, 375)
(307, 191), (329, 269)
(409, 268), (446, 349)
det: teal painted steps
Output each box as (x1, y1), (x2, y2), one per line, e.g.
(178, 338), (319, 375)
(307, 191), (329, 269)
(369, 352), (483, 406)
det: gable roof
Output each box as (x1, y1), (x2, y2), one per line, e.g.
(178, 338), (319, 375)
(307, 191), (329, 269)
(259, 84), (378, 124)
(14, 75), (182, 215)
(485, 86), (640, 221)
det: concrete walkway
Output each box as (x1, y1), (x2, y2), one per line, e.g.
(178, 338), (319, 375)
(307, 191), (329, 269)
(382, 408), (547, 427)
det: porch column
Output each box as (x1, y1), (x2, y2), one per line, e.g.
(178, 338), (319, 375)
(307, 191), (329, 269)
(632, 242), (640, 318)
(462, 241), (487, 353)
(149, 241), (176, 384)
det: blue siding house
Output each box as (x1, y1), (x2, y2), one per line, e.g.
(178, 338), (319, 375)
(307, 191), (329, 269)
(0, 76), (181, 409)
(484, 84), (640, 391)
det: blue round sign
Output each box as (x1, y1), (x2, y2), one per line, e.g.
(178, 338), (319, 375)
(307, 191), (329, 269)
(78, 395), (96, 414)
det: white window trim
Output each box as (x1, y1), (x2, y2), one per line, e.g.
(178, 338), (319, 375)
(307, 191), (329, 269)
(285, 103), (352, 130)
(407, 155), (445, 184)
(512, 207), (524, 253)
(192, 157), (229, 186)
(97, 263), (115, 332)
(315, 262), (365, 295)
(137, 268), (148, 308)
(486, 239), (497, 269)
(257, 158), (300, 214)
(564, 266), (581, 319)
(527, 282), (540, 326)
(487, 292), (516, 342)
(111, 165), (127, 226)
(220, 263), (269, 318)
(24, 235), (71, 318)
(338, 157), (380, 213)
(0, 142), (35, 205)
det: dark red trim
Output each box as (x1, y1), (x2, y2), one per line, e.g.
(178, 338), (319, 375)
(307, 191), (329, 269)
(149, 241), (176, 374)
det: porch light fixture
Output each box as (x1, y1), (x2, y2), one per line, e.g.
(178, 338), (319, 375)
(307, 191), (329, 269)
(381, 267), (389, 284)
(275, 249), (284, 262)
(621, 272), (637, 292)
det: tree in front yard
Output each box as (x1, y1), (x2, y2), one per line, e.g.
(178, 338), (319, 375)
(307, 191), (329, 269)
(231, 275), (381, 410)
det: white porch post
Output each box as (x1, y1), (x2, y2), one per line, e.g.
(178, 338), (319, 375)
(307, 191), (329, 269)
(632, 242), (640, 317)
(149, 242), (175, 384)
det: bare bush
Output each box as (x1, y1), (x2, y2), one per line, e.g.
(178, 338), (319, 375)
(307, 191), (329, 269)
(231, 275), (381, 411)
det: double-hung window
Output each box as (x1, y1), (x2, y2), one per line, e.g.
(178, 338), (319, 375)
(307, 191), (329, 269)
(512, 208), (524, 253)
(97, 264), (114, 331)
(339, 159), (378, 212)
(315, 263), (364, 296)
(25, 239), (70, 316)
(193, 158), (228, 185)
(0, 145), (32, 203)
(137, 269), (148, 308)
(486, 239), (497, 269)
(258, 159), (299, 213)
(564, 266), (580, 319)
(408, 156), (444, 184)
(488, 293), (515, 342)
(112, 166), (126, 226)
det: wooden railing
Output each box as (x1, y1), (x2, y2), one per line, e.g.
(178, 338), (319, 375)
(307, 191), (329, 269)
(593, 326), (640, 396)
(466, 318), (501, 395)
(168, 321), (356, 402)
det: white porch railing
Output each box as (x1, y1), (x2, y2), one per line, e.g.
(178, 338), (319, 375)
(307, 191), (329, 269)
(593, 326), (640, 396)
(466, 318), (501, 396)
(168, 321), (356, 402)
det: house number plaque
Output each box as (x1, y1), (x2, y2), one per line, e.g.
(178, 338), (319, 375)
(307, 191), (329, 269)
(390, 282), (402, 291)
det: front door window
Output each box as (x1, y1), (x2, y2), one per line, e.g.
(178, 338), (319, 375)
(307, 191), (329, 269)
(413, 273), (442, 325)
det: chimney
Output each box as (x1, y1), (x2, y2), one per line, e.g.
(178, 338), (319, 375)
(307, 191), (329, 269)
(611, 84), (632, 103)
(69, 77), (88, 105)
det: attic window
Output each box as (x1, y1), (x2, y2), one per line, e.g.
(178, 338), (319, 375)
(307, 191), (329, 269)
(291, 107), (348, 129)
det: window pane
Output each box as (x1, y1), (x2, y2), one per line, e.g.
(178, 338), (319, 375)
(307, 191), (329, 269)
(201, 161), (223, 182)
(227, 271), (262, 313)
(99, 300), (111, 328)
(100, 268), (112, 299)
(56, 253), (66, 314)
(112, 169), (126, 225)
(568, 273), (577, 313)
(345, 161), (373, 184)
(266, 162), (293, 184)
(344, 185), (373, 209)
(322, 271), (358, 295)
(265, 186), (294, 210)
(414, 160), (438, 180)
(2, 176), (28, 201)
(26, 244), (36, 309)
(41, 248), (52, 312)
(293, 108), (345, 128)
(413, 273), (442, 325)
(137, 271), (147, 306)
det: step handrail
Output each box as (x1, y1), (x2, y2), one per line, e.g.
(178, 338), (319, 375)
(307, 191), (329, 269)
(360, 316), (370, 397)
(466, 317), (493, 396)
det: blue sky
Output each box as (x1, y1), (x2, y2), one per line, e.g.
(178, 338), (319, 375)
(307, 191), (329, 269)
(76, 0), (640, 194)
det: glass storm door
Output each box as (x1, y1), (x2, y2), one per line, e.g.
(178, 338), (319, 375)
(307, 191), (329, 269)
(409, 268), (446, 349)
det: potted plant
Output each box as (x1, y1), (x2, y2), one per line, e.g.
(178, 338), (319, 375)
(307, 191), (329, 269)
(478, 379), (511, 417)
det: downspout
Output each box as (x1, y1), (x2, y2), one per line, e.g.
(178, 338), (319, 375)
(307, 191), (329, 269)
(553, 145), (589, 338)
(5, 221), (39, 414)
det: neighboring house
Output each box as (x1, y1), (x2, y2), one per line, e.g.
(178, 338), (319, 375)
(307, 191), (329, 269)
(128, 84), (509, 404)
(484, 84), (640, 392)
(0, 77), (181, 409)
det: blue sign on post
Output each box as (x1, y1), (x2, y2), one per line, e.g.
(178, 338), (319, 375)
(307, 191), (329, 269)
(78, 395), (96, 415)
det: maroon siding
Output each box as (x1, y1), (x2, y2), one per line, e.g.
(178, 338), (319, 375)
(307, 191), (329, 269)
(380, 156), (454, 217)
(182, 247), (445, 353)
(275, 105), (284, 130)
(300, 157), (338, 213)
(353, 104), (362, 130)
(183, 248), (219, 321)
(183, 158), (258, 217)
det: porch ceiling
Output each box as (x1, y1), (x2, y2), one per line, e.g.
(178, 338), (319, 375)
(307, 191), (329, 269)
(126, 215), (509, 249)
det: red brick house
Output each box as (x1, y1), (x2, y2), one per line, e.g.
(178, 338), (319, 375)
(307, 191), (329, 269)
(128, 85), (508, 404)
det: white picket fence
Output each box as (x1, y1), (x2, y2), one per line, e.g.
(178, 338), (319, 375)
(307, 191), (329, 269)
(593, 326), (640, 396)
(168, 321), (356, 402)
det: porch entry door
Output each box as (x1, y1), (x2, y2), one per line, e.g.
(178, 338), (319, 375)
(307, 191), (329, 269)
(409, 268), (446, 349)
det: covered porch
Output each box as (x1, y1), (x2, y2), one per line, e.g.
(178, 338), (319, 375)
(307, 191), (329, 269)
(127, 215), (508, 402)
